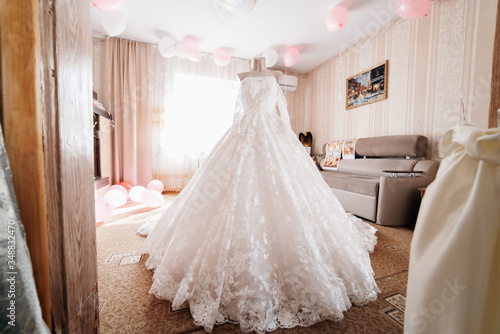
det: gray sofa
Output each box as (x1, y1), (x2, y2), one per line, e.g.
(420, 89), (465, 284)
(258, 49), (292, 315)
(319, 135), (439, 226)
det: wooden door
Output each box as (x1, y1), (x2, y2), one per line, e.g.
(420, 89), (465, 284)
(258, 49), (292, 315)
(40, 0), (99, 332)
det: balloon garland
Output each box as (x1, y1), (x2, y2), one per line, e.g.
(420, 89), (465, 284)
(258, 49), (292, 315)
(95, 179), (166, 223)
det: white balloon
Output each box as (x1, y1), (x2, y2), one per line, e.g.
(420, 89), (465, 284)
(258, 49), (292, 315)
(262, 49), (278, 67)
(214, 48), (232, 67)
(176, 44), (186, 59)
(100, 10), (126, 37)
(147, 179), (164, 193)
(104, 189), (127, 208)
(158, 37), (176, 58)
(109, 184), (129, 199)
(129, 186), (147, 203)
(142, 190), (165, 207)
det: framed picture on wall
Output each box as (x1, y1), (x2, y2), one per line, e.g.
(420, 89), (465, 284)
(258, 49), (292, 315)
(346, 60), (388, 110)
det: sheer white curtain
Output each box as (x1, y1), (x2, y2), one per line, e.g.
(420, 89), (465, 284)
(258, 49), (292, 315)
(150, 51), (249, 191)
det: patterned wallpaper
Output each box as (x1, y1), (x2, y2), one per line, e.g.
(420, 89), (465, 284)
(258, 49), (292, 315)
(285, 0), (497, 158)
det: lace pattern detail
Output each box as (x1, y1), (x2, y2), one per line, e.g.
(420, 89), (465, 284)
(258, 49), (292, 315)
(140, 76), (379, 333)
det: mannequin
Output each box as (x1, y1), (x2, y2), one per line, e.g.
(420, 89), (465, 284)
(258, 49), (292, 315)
(237, 56), (283, 82)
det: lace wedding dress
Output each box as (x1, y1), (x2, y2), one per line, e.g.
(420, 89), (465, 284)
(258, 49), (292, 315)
(139, 76), (379, 333)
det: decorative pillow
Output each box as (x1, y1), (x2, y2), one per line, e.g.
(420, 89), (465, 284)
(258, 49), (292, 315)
(342, 138), (358, 159)
(323, 140), (344, 170)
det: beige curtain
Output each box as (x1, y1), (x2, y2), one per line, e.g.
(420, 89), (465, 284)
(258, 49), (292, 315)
(103, 37), (152, 186)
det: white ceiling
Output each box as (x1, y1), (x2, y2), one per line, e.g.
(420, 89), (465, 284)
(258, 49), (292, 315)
(91, 0), (399, 73)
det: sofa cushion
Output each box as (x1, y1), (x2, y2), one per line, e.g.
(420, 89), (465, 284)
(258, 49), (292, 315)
(320, 172), (380, 197)
(355, 135), (428, 158)
(337, 159), (418, 177)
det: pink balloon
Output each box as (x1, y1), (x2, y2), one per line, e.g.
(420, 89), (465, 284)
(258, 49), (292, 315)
(92, 0), (124, 11)
(183, 37), (201, 62)
(142, 190), (165, 208)
(214, 48), (232, 67)
(283, 47), (300, 67)
(95, 197), (114, 222)
(396, 0), (431, 19)
(118, 181), (134, 191)
(110, 184), (129, 199)
(325, 6), (349, 33)
(147, 179), (164, 193)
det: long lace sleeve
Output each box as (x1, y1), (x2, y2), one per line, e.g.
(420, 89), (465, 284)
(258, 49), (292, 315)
(230, 89), (243, 135)
(277, 87), (290, 127)
(233, 89), (243, 121)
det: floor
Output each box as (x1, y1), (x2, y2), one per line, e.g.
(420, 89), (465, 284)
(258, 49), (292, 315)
(96, 194), (414, 333)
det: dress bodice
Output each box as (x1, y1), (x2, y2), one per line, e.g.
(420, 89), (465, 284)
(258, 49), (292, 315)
(240, 76), (279, 114)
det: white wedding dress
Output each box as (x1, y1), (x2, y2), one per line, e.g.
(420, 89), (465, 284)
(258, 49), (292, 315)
(139, 76), (379, 333)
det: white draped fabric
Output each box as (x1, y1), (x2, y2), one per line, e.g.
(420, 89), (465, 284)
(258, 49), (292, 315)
(405, 126), (500, 334)
(150, 52), (249, 191)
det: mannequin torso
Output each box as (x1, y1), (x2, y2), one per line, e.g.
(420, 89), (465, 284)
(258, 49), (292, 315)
(237, 57), (283, 82)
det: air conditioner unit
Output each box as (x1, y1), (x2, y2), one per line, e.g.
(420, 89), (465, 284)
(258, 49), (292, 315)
(279, 74), (298, 92)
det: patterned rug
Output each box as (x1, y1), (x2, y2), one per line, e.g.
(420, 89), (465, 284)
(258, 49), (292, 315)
(96, 194), (413, 333)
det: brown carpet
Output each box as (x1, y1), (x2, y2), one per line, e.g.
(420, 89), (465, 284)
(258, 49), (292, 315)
(96, 194), (413, 333)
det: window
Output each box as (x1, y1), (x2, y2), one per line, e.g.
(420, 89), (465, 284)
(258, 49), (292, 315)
(161, 74), (239, 159)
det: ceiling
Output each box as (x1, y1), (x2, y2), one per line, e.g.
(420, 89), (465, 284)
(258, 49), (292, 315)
(90, 0), (399, 73)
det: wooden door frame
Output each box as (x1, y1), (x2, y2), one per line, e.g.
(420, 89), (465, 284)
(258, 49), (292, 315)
(1, 0), (98, 332)
(490, 0), (500, 128)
